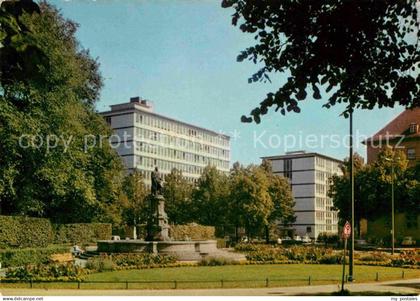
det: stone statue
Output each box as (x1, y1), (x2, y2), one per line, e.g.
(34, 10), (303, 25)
(147, 166), (170, 241)
(151, 167), (163, 196)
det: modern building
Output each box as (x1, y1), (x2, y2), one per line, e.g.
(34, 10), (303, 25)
(262, 151), (342, 239)
(363, 108), (420, 167)
(101, 97), (230, 185)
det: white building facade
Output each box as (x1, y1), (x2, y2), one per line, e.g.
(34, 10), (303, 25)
(101, 97), (230, 185)
(262, 151), (342, 239)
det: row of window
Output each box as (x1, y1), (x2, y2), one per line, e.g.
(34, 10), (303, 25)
(135, 127), (230, 159)
(315, 157), (341, 172)
(139, 169), (198, 184)
(136, 141), (229, 170)
(315, 224), (338, 233)
(136, 155), (227, 175)
(135, 113), (229, 147)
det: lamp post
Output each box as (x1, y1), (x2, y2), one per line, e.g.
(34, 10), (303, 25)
(348, 110), (355, 282)
(384, 156), (399, 255)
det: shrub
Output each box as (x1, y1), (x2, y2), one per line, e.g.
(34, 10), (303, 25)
(54, 223), (112, 244)
(170, 223), (215, 241)
(358, 252), (392, 263)
(198, 257), (235, 266)
(86, 253), (177, 271)
(317, 232), (340, 245)
(319, 254), (343, 264)
(234, 243), (262, 252)
(5, 263), (86, 281)
(391, 251), (418, 267)
(0, 245), (70, 268)
(85, 256), (116, 272)
(0, 215), (54, 248)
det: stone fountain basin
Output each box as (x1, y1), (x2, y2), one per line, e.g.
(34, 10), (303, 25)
(97, 240), (218, 261)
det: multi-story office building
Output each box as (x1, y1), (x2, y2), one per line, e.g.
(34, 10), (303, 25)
(101, 97), (230, 185)
(262, 151), (342, 239)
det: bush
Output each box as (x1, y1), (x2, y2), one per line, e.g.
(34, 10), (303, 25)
(5, 263), (86, 281)
(0, 245), (70, 268)
(0, 215), (54, 248)
(86, 253), (177, 271)
(391, 251), (418, 267)
(317, 232), (340, 245)
(170, 223), (215, 241)
(54, 223), (112, 244)
(358, 252), (392, 263)
(319, 254), (343, 264)
(198, 257), (235, 266)
(0, 215), (112, 248)
(85, 256), (116, 272)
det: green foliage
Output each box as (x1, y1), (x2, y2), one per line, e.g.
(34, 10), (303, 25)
(198, 257), (235, 266)
(121, 171), (148, 227)
(0, 215), (111, 249)
(0, 215), (53, 248)
(5, 263), (86, 281)
(53, 223), (112, 244)
(193, 166), (231, 227)
(222, 0), (419, 123)
(0, 245), (69, 268)
(330, 150), (419, 230)
(86, 253), (177, 271)
(0, 1), (125, 223)
(163, 168), (194, 225)
(170, 223), (215, 241)
(317, 232), (340, 245)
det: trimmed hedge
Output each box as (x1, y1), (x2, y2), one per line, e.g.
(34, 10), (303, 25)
(54, 223), (112, 244)
(170, 223), (215, 241)
(0, 215), (112, 248)
(0, 245), (70, 268)
(0, 216), (54, 248)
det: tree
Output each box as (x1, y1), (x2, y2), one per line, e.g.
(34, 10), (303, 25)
(0, 1), (125, 223)
(229, 164), (273, 239)
(163, 168), (193, 225)
(121, 171), (148, 229)
(329, 149), (417, 239)
(193, 165), (231, 233)
(261, 160), (295, 242)
(221, 0), (420, 123)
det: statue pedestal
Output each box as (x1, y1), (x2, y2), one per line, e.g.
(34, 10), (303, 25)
(146, 194), (170, 241)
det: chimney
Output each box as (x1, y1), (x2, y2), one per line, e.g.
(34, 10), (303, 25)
(130, 96), (141, 103)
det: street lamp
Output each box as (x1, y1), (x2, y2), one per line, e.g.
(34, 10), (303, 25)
(384, 156), (399, 255)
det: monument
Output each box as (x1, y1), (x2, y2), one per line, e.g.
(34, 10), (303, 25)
(97, 167), (243, 261)
(146, 167), (170, 241)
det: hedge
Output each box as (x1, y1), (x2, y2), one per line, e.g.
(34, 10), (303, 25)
(0, 216), (54, 248)
(170, 223), (215, 241)
(0, 215), (112, 248)
(54, 223), (112, 244)
(0, 245), (70, 268)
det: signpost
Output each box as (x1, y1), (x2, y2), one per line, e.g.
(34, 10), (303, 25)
(341, 221), (351, 293)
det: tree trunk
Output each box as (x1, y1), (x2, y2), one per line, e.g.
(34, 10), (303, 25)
(265, 224), (270, 244)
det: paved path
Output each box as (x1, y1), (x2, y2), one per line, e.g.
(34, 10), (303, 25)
(1, 278), (419, 296)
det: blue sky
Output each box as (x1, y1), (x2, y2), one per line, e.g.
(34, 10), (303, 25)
(49, 0), (404, 165)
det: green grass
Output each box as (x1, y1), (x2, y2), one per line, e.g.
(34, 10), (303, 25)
(3, 264), (417, 290)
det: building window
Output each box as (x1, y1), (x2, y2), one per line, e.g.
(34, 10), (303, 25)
(105, 117), (111, 125)
(407, 148), (416, 160)
(409, 123), (418, 134)
(284, 159), (292, 180)
(306, 226), (312, 233)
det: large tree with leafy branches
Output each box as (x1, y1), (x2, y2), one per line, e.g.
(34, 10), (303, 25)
(221, 0), (420, 122)
(0, 1), (125, 223)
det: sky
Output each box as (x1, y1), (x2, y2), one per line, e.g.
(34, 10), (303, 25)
(48, 0), (404, 165)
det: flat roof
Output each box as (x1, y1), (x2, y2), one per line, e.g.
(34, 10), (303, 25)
(261, 152), (343, 163)
(100, 104), (230, 140)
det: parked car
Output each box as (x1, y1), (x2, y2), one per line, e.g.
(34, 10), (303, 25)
(355, 239), (377, 250)
(302, 235), (312, 244)
(401, 236), (416, 246)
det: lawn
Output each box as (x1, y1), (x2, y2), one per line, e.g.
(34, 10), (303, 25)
(3, 264), (417, 290)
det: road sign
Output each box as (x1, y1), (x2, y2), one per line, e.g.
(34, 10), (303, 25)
(343, 221), (351, 239)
